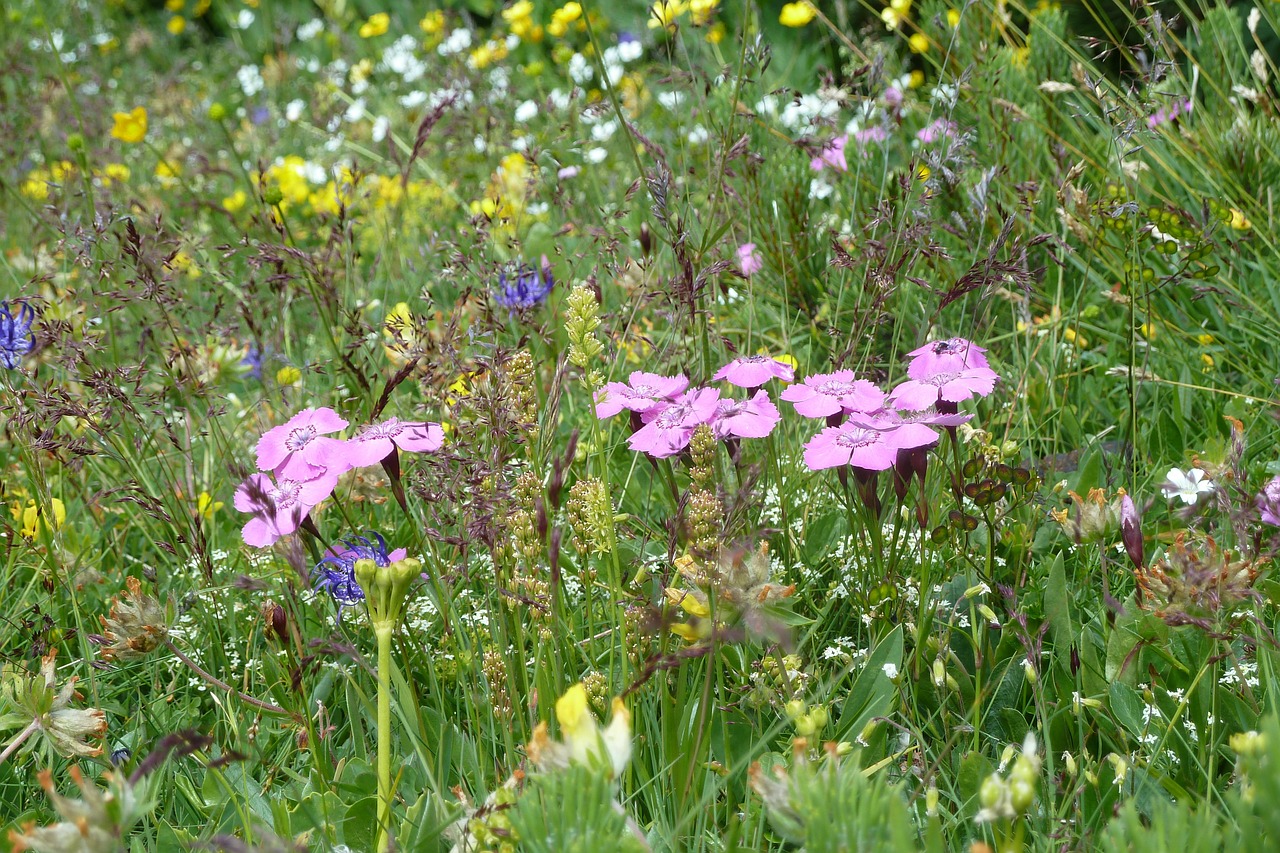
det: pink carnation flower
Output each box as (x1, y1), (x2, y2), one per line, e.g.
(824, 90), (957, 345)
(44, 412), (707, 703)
(234, 472), (338, 547)
(780, 370), (884, 418)
(1258, 476), (1280, 527)
(737, 243), (763, 277)
(906, 337), (989, 379)
(802, 423), (901, 472)
(713, 355), (795, 389)
(595, 372), (689, 419)
(711, 390), (780, 440)
(256, 407), (349, 481)
(325, 418), (445, 470)
(810, 135), (848, 172)
(889, 366), (999, 410)
(628, 388), (720, 458)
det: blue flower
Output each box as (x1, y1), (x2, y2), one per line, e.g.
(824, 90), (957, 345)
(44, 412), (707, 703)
(0, 301), (35, 369)
(241, 345), (264, 380)
(312, 533), (403, 622)
(495, 258), (555, 310)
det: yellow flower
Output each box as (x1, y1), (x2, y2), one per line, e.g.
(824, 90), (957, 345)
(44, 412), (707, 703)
(909, 32), (930, 53)
(1139, 322), (1156, 340)
(276, 365), (302, 385)
(530, 683), (631, 775)
(1230, 208), (1251, 230)
(648, 0), (686, 31)
(690, 0), (719, 25)
(165, 0), (184, 9)
(154, 160), (181, 187)
(947, 8), (961, 26)
(1196, 333), (1214, 346)
(110, 107), (147, 144)
(197, 492), (223, 518)
(909, 69), (925, 88)
(167, 15), (186, 35)
(420, 10), (445, 34)
(222, 189), (247, 213)
(779, 1), (816, 26)
(21, 173), (50, 200)
(359, 12), (389, 38)
(705, 20), (725, 42)
(502, 0), (534, 23)
(1201, 353), (1215, 372)
(15, 498), (66, 539)
(103, 163), (131, 184)
(1062, 326), (1086, 347)
(552, 2), (582, 26)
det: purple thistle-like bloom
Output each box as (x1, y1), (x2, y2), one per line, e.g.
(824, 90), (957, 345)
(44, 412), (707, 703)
(906, 337), (989, 379)
(256, 407), (349, 481)
(628, 387), (720, 458)
(710, 390), (780, 440)
(324, 418), (445, 470)
(1, 300), (36, 369)
(780, 370), (885, 419)
(713, 355), (794, 389)
(495, 257), (555, 310)
(803, 423), (902, 472)
(1257, 476), (1280, 527)
(810, 135), (848, 172)
(595, 372), (689, 419)
(312, 533), (408, 622)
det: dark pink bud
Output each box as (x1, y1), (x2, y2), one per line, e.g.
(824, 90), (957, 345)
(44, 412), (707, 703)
(1120, 493), (1143, 569)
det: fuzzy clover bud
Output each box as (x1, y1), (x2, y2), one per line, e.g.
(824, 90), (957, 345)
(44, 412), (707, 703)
(96, 577), (168, 662)
(8, 766), (152, 853)
(565, 285), (604, 377)
(1051, 488), (1121, 543)
(3, 651), (107, 760)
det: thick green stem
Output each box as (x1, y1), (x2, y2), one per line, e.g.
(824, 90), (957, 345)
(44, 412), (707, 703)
(375, 623), (394, 852)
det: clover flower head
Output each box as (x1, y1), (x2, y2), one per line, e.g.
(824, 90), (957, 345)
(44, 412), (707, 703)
(97, 577), (168, 662)
(495, 257), (555, 310)
(313, 533), (407, 622)
(526, 683), (632, 777)
(8, 766), (151, 853)
(1, 300), (36, 369)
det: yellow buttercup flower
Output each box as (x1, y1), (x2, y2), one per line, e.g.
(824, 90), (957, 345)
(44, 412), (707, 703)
(1196, 333), (1214, 346)
(909, 32), (930, 53)
(359, 12), (389, 38)
(222, 189), (247, 213)
(648, 0), (687, 31)
(15, 498), (66, 539)
(197, 492), (223, 518)
(947, 8), (961, 26)
(276, 365), (302, 385)
(111, 107), (147, 144)
(167, 15), (186, 35)
(420, 10), (445, 34)
(690, 0), (719, 25)
(779, 1), (816, 26)
(502, 0), (534, 23)
(165, 0), (184, 10)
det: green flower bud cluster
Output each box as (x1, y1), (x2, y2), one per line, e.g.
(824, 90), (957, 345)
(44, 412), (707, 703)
(566, 477), (614, 556)
(784, 698), (829, 739)
(506, 351), (539, 438)
(355, 556), (422, 633)
(976, 733), (1041, 825)
(685, 489), (723, 556)
(565, 285), (604, 387)
(482, 649), (513, 719)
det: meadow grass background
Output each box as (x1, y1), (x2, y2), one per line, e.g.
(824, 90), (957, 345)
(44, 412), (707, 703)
(4, 0), (1280, 850)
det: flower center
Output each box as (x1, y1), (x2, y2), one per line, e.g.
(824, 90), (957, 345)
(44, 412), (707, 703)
(631, 384), (658, 398)
(742, 355), (768, 363)
(719, 400), (748, 418)
(655, 403), (692, 429)
(933, 338), (965, 355)
(269, 481), (302, 507)
(285, 425), (316, 451)
(818, 380), (854, 396)
(834, 429), (877, 449)
(359, 418), (403, 440)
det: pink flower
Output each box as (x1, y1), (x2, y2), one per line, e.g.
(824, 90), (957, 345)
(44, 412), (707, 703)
(906, 337), (989, 379)
(628, 388), (720, 458)
(256, 407), (349, 481)
(595, 372), (689, 419)
(737, 243), (763, 276)
(916, 119), (956, 145)
(780, 370), (884, 418)
(713, 355), (795, 389)
(888, 366), (999, 410)
(810, 135), (848, 172)
(802, 423), (901, 472)
(324, 418), (445, 470)
(711, 390), (780, 440)
(847, 403), (973, 433)
(234, 472), (339, 547)
(1257, 476), (1280, 527)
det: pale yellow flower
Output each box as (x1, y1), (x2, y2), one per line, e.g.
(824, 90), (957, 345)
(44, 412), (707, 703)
(110, 107), (147, 144)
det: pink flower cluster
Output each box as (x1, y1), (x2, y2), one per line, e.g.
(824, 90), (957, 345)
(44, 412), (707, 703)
(234, 407), (444, 546)
(794, 338), (997, 474)
(594, 355), (793, 458)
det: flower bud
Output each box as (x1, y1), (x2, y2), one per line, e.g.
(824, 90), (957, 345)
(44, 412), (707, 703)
(784, 699), (806, 721)
(261, 599), (287, 642)
(925, 784), (939, 817)
(208, 101), (227, 121)
(932, 658), (946, 688)
(979, 775), (1004, 810)
(1008, 776), (1035, 812)
(808, 706), (828, 731)
(1023, 658), (1038, 684)
(1120, 493), (1144, 569)
(262, 185), (284, 206)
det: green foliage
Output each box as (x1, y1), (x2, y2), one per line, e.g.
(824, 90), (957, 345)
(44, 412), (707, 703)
(507, 766), (648, 853)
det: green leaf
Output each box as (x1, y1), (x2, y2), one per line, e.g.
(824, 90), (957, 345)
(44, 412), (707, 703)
(341, 795), (380, 851)
(836, 625), (903, 741)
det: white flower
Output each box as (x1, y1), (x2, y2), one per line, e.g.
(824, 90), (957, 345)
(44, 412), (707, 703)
(371, 115), (390, 142)
(343, 98), (366, 123)
(438, 28), (472, 56)
(400, 90), (427, 109)
(236, 65), (264, 97)
(568, 53), (593, 84)
(809, 177), (834, 200)
(1162, 467), (1214, 505)
(881, 662), (899, 680)
(285, 99), (306, 122)
(586, 146), (608, 164)
(297, 19), (324, 40)
(687, 124), (709, 144)
(617, 38), (643, 62)
(514, 99), (538, 123)
(658, 91), (686, 110)
(234, 9), (255, 29)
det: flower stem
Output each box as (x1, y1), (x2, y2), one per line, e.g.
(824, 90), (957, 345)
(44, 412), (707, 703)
(375, 623), (395, 852)
(163, 639), (292, 718)
(0, 719), (40, 766)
